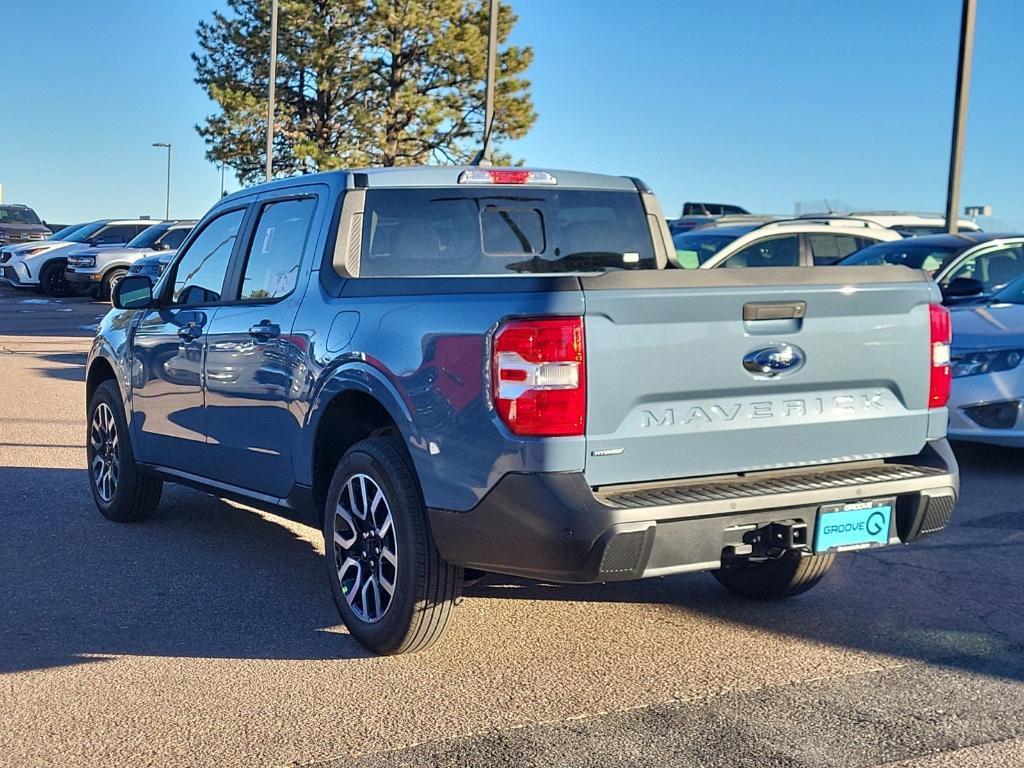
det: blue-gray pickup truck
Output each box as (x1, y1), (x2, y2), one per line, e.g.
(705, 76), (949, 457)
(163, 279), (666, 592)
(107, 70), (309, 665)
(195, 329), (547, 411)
(86, 166), (958, 654)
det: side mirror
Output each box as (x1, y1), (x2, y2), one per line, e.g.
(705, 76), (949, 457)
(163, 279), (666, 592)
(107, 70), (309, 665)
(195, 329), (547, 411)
(942, 276), (984, 298)
(112, 275), (154, 309)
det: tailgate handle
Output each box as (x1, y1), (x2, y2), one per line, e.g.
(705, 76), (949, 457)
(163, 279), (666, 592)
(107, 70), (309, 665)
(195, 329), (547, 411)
(743, 302), (807, 321)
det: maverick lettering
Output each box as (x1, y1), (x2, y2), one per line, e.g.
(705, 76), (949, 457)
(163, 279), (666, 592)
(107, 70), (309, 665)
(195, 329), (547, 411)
(641, 393), (886, 429)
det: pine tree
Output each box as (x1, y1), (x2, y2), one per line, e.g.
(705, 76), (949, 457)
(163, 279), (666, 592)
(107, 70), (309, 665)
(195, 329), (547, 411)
(193, 0), (535, 185)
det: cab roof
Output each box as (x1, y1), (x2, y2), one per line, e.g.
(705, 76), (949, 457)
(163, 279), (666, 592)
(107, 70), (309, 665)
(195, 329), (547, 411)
(220, 166), (641, 205)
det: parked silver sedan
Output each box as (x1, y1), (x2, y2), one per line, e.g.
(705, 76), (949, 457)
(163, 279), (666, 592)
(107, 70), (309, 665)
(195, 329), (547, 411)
(948, 274), (1024, 447)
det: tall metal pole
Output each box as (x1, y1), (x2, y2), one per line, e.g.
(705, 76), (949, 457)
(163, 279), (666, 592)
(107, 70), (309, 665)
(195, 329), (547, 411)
(945, 0), (976, 235)
(165, 145), (172, 219)
(482, 0), (498, 164)
(265, 0), (279, 182)
(152, 143), (171, 219)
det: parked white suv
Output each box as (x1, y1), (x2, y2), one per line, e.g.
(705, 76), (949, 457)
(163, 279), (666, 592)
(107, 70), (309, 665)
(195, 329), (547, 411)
(670, 217), (902, 269)
(65, 220), (195, 300)
(1, 218), (156, 296)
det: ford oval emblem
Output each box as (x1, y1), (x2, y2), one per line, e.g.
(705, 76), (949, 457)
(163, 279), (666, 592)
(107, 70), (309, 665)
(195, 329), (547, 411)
(743, 343), (806, 379)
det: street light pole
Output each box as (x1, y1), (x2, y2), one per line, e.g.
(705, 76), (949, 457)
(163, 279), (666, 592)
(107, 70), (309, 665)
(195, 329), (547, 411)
(482, 0), (498, 164)
(152, 142), (171, 219)
(265, 0), (279, 182)
(945, 0), (976, 235)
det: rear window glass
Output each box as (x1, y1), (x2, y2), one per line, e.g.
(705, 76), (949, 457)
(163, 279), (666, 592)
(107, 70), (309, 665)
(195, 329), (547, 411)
(481, 207), (545, 255)
(359, 188), (655, 276)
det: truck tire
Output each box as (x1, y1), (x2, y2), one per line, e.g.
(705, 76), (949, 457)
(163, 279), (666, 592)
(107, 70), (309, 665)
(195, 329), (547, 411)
(101, 269), (127, 302)
(712, 551), (835, 600)
(323, 437), (463, 655)
(87, 379), (163, 522)
(40, 260), (74, 298)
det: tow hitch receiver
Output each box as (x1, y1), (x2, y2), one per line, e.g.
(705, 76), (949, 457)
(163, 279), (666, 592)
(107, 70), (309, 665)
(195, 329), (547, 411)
(723, 519), (809, 560)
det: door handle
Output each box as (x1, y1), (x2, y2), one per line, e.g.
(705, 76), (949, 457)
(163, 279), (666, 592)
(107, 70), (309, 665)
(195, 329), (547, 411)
(249, 322), (281, 341)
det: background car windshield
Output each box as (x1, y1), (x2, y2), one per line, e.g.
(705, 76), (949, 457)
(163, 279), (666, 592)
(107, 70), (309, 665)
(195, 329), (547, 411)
(127, 224), (170, 249)
(840, 242), (962, 272)
(0, 206), (42, 225)
(49, 224), (86, 240)
(64, 221), (108, 242)
(671, 231), (742, 268)
(360, 188), (656, 276)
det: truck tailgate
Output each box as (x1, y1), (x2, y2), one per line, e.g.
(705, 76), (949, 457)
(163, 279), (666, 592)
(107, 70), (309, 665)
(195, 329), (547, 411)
(581, 266), (937, 487)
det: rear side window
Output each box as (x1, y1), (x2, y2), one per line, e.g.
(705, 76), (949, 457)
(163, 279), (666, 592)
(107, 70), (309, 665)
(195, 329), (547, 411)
(359, 188), (655, 276)
(238, 197), (316, 300)
(723, 235), (800, 268)
(808, 234), (868, 265)
(93, 224), (139, 245)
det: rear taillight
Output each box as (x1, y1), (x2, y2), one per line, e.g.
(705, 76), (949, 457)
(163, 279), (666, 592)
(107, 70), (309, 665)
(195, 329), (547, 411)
(491, 317), (585, 436)
(458, 169), (557, 185)
(929, 303), (952, 408)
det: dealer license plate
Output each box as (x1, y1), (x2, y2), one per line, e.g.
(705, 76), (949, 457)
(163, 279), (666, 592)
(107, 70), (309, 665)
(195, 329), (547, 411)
(814, 499), (893, 553)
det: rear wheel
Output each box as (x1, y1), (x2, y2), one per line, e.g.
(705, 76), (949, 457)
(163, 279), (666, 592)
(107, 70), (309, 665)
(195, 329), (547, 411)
(712, 551), (835, 600)
(101, 269), (127, 302)
(87, 380), (163, 522)
(40, 260), (74, 298)
(323, 437), (462, 655)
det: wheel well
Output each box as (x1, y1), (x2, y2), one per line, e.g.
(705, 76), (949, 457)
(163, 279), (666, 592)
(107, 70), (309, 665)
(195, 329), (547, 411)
(86, 357), (116, 409)
(312, 391), (402, 513)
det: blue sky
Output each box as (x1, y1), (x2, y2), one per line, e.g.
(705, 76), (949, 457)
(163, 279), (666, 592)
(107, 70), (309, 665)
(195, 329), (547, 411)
(2, 0), (1022, 228)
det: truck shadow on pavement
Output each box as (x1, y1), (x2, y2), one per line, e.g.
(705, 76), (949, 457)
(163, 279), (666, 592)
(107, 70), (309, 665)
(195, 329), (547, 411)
(465, 441), (1024, 684)
(0, 467), (370, 673)
(4, 444), (1022, 680)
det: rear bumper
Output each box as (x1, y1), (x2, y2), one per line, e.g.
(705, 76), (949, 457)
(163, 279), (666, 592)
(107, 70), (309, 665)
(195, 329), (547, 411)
(428, 439), (959, 583)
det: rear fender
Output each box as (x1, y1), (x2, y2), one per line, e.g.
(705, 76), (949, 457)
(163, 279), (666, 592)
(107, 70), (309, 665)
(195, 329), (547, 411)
(301, 362), (422, 485)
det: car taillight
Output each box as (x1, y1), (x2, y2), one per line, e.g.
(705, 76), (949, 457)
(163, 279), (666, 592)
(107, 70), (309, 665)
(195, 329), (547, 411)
(929, 303), (951, 408)
(458, 169), (558, 185)
(491, 317), (585, 436)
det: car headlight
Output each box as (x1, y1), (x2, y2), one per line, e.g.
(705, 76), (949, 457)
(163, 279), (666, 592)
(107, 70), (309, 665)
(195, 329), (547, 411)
(68, 255), (96, 267)
(951, 349), (1024, 378)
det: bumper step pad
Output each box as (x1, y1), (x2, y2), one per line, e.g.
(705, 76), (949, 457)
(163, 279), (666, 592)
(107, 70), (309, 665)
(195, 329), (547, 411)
(599, 464), (946, 510)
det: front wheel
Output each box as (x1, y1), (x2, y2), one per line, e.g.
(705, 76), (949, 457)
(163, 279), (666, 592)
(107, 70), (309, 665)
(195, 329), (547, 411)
(87, 380), (163, 522)
(712, 551), (835, 600)
(40, 260), (74, 298)
(323, 437), (462, 655)
(101, 269), (127, 302)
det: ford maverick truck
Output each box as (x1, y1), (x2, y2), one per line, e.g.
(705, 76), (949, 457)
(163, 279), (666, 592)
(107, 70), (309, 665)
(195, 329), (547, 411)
(86, 166), (958, 654)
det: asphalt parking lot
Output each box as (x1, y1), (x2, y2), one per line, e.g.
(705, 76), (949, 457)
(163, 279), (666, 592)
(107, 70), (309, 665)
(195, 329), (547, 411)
(2, 284), (1024, 768)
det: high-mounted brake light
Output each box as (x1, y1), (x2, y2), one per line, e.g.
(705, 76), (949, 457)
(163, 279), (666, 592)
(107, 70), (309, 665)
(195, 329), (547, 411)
(491, 317), (585, 437)
(929, 303), (952, 408)
(458, 169), (558, 186)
